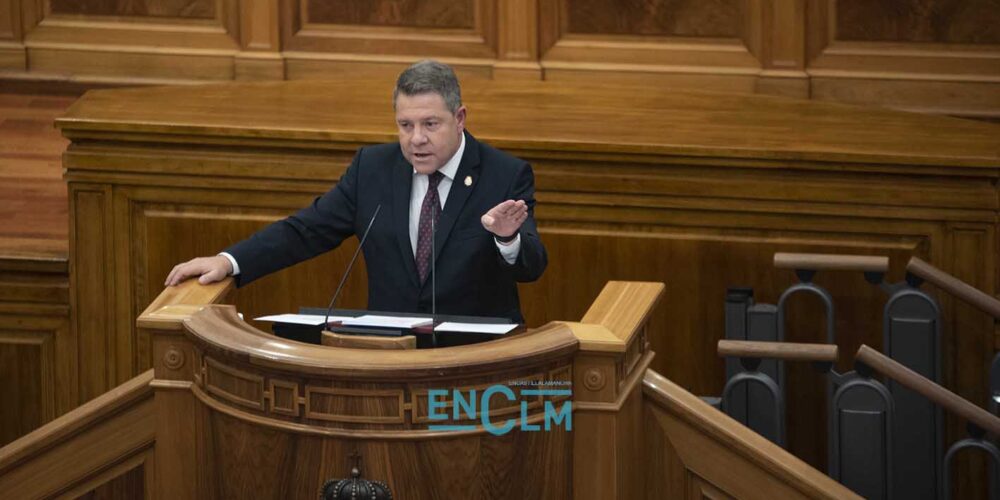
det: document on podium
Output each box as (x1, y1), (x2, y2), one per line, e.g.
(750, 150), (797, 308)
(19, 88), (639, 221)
(341, 315), (433, 329)
(255, 313), (352, 325)
(434, 322), (517, 334)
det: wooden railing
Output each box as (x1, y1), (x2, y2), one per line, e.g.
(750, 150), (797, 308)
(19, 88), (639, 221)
(641, 369), (860, 499)
(856, 345), (1000, 435)
(774, 253), (889, 273)
(0, 371), (155, 499)
(907, 256), (1000, 319)
(718, 340), (838, 362)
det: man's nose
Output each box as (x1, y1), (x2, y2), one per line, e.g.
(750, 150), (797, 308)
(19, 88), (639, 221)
(411, 127), (429, 145)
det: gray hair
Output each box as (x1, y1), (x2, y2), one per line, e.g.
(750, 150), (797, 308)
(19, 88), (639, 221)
(393, 60), (463, 113)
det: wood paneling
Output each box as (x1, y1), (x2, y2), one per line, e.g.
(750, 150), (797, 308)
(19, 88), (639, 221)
(2, 0), (997, 116)
(283, 0), (498, 67)
(806, 0), (1000, 118)
(566, 0), (741, 37)
(75, 463), (146, 500)
(72, 187), (113, 401)
(0, 89), (72, 446)
(0, 333), (48, 446)
(50, 0), (215, 19)
(307, 0), (475, 29)
(836, 0), (1000, 44)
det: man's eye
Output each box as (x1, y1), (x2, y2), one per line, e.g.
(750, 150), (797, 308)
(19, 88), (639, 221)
(425, 121), (438, 129)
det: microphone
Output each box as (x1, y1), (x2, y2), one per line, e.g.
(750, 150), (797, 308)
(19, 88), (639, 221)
(324, 204), (382, 329)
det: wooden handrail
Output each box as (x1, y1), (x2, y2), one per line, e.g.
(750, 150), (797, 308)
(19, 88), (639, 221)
(0, 371), (155, 498)
(642, 370), (861, 499)
(774, 253), (888, 273)
(855, 345), (1000, 436)
(907, 256), (1000, 319)
(718, 340), (838, 362)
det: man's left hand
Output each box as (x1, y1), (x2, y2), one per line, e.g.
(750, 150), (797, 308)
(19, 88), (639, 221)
(481, 199), (528, 241)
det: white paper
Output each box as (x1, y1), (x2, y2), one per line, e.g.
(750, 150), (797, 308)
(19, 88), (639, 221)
(434, 322), (518, 334)
(254, 313), (351, 326)
(341, 315), (433, 328)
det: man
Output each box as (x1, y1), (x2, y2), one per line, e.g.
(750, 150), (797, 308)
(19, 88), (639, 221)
(164, 60), (546, 322)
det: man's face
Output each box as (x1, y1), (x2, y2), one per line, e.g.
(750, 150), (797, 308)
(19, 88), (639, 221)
(395, 92), (466, 174)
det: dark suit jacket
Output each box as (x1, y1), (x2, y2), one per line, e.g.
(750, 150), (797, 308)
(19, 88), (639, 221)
(225, 132), (547, 322)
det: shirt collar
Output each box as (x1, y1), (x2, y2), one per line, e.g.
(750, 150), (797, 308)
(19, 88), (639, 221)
(413, 132), (465, 181)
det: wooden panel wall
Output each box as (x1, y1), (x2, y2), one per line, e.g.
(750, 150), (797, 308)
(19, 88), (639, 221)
(1, 0), (997, 118)
(0, 259), (71, 448)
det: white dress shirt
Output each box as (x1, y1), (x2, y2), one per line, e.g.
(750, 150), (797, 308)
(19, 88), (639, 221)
(408, 133), (521, 264)
(222, 133), (520, 276)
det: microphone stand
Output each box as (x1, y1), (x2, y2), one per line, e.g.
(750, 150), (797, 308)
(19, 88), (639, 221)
(324, 204), (382, 330)
(431, 200), (438, 348)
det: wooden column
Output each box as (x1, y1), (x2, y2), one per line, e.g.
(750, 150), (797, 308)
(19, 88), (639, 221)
(0, 0), (25, 70)
(754, 0), (809, 98)
(236, 0), (283, 80)
(138, 280), (234, 499)
(495, 0), (541, 80)
(567, 281), (664, 500)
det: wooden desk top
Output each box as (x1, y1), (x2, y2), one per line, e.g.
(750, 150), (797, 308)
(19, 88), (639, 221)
(57, 79), (1000, 169)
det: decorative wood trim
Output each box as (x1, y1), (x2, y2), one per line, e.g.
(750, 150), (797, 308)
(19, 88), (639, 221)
(268, 379), (300, 416)
(190, 381), (558, 440)
(495, 0), (540, 79)
(538, 0), (764, 78)
(203, 355), (265, 410)
(574, 351), (653, 412)
(804, 0), (1000, 117)
(303, 386), (406, 424)
(283, 0), (498, 60)
(71, 186), (113, 402)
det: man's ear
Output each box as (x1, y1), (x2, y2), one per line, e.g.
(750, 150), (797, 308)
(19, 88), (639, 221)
(455, 106), (467, 130)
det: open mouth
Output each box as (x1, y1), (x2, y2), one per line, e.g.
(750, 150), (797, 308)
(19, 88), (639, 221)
(413, 153), (432, 161)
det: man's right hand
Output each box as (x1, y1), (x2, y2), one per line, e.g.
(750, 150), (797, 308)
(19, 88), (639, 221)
(164, 255), (233, 287)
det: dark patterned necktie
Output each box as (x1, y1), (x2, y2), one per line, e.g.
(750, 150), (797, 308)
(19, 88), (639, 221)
(416, 171), (444, 283)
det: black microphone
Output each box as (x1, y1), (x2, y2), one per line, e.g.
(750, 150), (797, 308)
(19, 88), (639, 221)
(324, 204), (381, 329)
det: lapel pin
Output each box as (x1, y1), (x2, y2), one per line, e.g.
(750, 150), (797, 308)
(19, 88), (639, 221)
(464, 175), (472, 187)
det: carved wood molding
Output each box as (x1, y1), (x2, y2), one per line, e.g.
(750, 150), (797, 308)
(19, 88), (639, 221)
(193, 348), (574, 431)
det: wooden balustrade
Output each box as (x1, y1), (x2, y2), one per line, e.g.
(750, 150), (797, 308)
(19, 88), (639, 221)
(641, 369), (860, 499)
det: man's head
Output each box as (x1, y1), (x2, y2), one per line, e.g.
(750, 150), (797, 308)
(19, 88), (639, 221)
(393, 60), (466, 174)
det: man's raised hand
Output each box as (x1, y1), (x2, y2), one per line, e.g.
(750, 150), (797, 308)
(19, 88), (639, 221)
(164, 255), (233, 287)
(481, 199), (528, 241)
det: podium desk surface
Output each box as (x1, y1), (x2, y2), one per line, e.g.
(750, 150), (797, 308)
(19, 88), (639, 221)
(183, 304), (577, 380)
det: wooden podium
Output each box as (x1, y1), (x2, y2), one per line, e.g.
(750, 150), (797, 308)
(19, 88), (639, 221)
(0, 278), (854, 499)
(140, 279), (654, 498)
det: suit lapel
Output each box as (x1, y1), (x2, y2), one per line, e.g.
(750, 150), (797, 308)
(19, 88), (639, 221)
(433, 132), (482, 267)
(392, 153), (420, 288)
